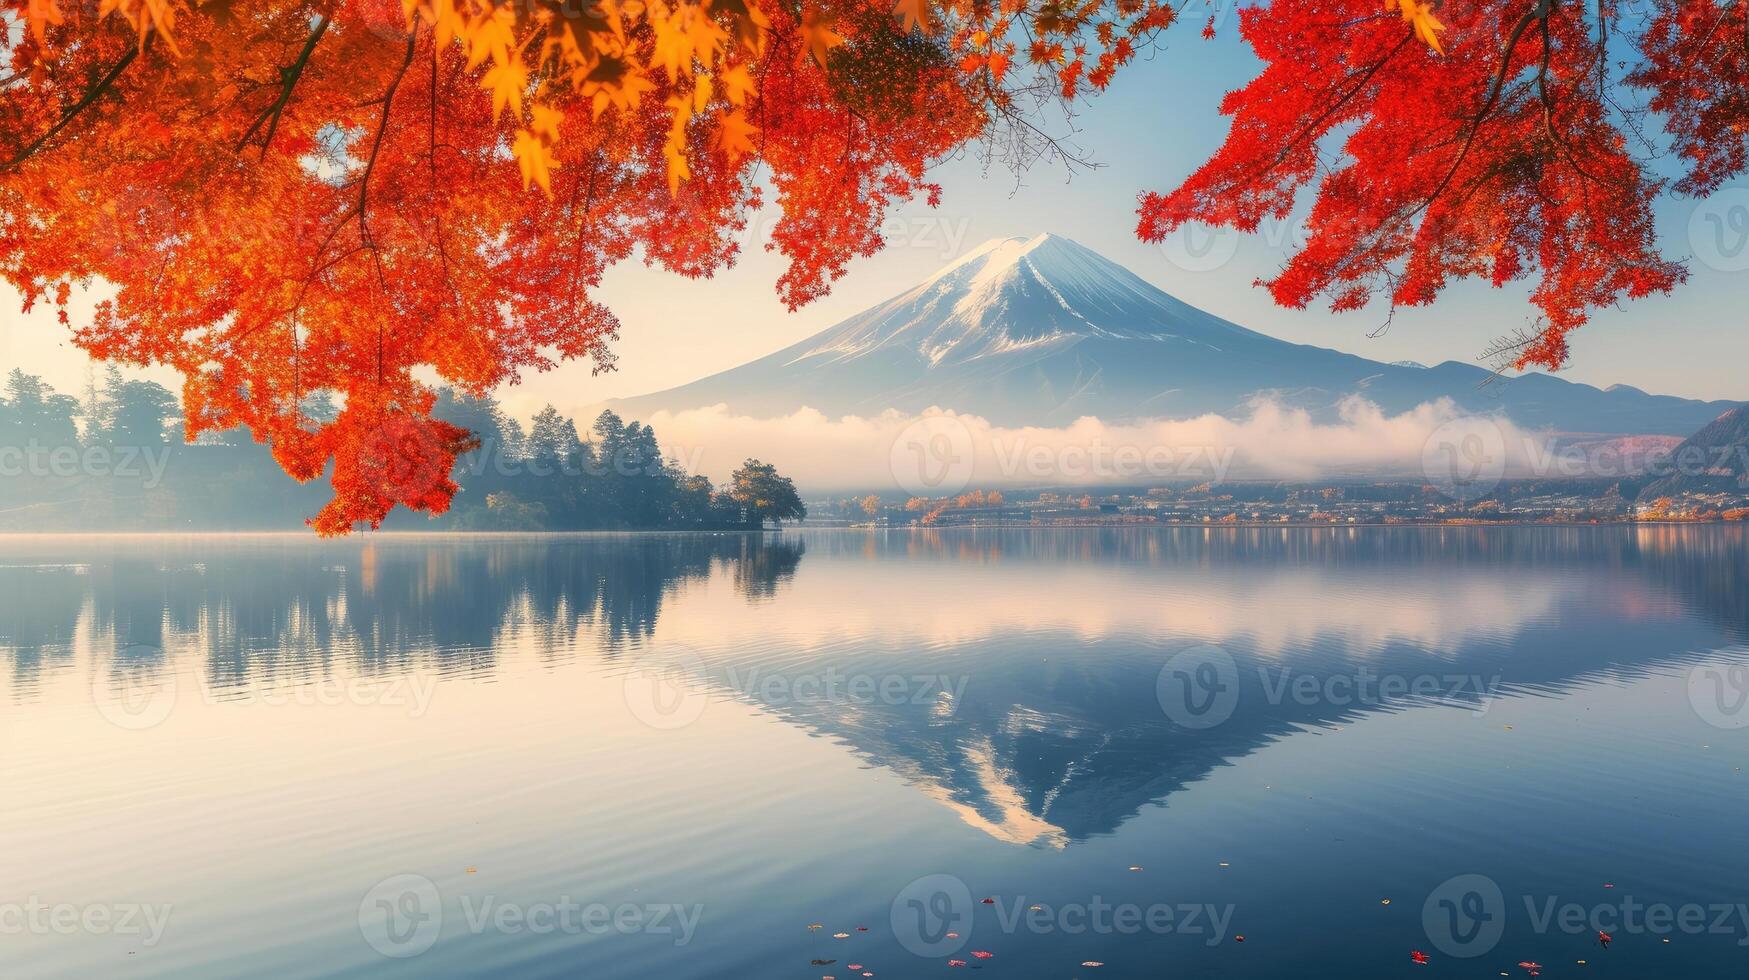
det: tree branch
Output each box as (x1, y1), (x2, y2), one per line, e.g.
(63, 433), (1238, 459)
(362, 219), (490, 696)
(3, 44), (141, 173)
(359, 34), (419, 257)
(235, 14), (332, 156)
(1407, 3), (1542, 223)
(1265, 34), (1412, 176)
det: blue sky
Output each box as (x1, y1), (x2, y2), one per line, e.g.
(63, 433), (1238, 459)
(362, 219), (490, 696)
(4, 18), (1744, 421)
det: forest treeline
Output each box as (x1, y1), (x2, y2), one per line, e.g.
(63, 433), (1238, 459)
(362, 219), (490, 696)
(0, 369), (804, 532)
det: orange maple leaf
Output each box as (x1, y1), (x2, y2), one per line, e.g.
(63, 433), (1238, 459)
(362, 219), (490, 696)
(512, 128), (558, 194)
(715, 107), (759, 160)
(27, 0), (67, 44)
(800, 8), (845, 67)
(893, 0), (932, 34)
(1385, 0), (1445, 53)
(718, 63), (757, 105)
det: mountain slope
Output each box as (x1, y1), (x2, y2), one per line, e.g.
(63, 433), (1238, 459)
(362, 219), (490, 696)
(1637, 407), (1749, 501)
(609, 234), (1738, 435)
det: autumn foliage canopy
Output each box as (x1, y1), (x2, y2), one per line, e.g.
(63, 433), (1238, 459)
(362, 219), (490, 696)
(1, 0), (1744, 530)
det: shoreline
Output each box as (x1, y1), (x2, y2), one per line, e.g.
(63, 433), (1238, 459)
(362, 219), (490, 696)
(0, 520), (1744, 538)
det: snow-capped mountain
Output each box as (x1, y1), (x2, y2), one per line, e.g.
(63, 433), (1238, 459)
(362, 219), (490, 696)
(609, 233), (1737, 435)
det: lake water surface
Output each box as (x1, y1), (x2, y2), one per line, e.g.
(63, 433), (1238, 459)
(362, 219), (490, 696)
(2, 527), (1748, 978)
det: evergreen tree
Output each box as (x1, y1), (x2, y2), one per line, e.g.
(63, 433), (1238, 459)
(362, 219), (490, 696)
(103, 379), (180, 445)
(1, 370), (81, 446)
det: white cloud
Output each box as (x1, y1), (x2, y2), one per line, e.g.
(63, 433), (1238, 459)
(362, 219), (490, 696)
(644, 396), (1551, 492)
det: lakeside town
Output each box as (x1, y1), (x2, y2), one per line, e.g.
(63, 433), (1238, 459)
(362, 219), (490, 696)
(806, 482), (1749, 528)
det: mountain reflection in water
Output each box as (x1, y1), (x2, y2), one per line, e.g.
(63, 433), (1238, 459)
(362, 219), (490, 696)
(4, 526), (1744, 849)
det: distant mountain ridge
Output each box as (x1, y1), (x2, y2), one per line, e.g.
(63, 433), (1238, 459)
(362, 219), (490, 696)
(609, 234), (1738, 436)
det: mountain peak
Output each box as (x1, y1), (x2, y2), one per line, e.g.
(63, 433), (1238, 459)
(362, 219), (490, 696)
(606, 236), (1738, 437)
(924, 233), (1087, 285)
(801, 233), (1255, 369)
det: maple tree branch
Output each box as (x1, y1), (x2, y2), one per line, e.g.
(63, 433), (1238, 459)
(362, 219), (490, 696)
(1266, 34), (1412, 176)
(429, 44), (439, 182)
(236, 14), (331, 156)
(1672, 1), (1735, 88)
(1535, 5), (1627, 191)
(361, 32), (419, 387)
(1408, 3), (1542, 223)
(359, 33), (419, 258)
(232, 35), (417, 352)
(3, 44), (140, 173)
(971, 75), (1097, 172)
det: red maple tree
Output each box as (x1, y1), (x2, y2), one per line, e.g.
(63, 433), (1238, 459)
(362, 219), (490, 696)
(1140, 0), (1744, 371)
(1, 0), (1743, 530)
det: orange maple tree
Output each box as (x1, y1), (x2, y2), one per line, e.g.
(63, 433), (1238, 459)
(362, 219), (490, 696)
(2, 0), (1169, 530)
(1, 0), (1744, 530)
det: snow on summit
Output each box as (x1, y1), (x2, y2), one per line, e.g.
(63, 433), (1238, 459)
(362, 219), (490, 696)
(796, 233), (1259, 369)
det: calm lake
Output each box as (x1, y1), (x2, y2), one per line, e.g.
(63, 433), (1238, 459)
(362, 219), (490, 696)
(2, 527), (1747, 978)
